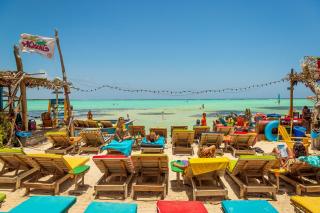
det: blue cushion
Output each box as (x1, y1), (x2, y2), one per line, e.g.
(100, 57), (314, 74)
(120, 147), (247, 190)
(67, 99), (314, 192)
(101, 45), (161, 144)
(84, 202), (137, 213)
(222, 200), (278, 213)
(8, 196), (76, 213)
(141, 136), (165, 148)
(101, 139), (134, 156)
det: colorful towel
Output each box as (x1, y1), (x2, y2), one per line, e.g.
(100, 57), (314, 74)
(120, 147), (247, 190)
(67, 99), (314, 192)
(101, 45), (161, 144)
(186, 157), (229, 176)
(141, 136), (165, 148)
(222, 200), (278, 213)
(6, 196), (76, 213)
(84, 201), (137, 213)
(101, 139), (134, 156)
(157, 200), (208, 213)
(291, 196), (320, 213)
(298, 156), (320, 168)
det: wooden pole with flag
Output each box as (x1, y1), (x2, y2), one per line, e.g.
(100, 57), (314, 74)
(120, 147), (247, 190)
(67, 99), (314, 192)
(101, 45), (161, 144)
(54, 30), (73, 136)
(13, 45), (28, 131)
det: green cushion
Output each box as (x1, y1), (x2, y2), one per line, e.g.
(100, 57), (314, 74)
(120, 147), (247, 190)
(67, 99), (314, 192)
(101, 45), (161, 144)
(228, 160), (238, 173)
(69, 165), (90, 175)
(0, 148), (24, 154)
(170, 161), (185, 173)
(0, 193), (6, 202)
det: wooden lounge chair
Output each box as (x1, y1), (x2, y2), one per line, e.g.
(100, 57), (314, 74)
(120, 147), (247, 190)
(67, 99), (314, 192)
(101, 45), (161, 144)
(170, 126), (188, 137)
(45, 132), (79, 154)
(100, 120), (113, 128)
(92, 155), (134, 199)
(290, 196), (320, 213)
(172, 130), (195, 155)
(184, 158), (229, 200)
(140, 136), (165, 153)
(23, 154), (90, 195)
(279, 161), (320, 195)
(193, 126), (210, 142)
(79, 129), (109, 154)
(199, 133), (224, 155)
(41, 112), (53, 129)
(131, 154), (169, 199)
(227, 133), (257, 156)
(278, 125), (310, 154)
(150, 128), (167, 143)
(216, 126), (234, 136)
(226, 155), (277, 200)
(87, 120), (99, 128)
(0, 148), (38, 190)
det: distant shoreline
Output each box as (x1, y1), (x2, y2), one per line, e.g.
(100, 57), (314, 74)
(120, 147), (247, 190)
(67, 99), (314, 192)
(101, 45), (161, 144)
(26, 98), (313, 101)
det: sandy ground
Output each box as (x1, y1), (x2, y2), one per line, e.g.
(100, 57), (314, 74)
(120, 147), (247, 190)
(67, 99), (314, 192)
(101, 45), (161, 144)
(2, 136), (316, 213)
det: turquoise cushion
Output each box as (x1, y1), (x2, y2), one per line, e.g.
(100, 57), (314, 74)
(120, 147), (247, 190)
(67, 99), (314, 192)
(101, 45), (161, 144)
(101, 139), (134, 156)
(298, 156), (320, 168)
(222, 200), (278, 213)
(8, 196), (76, 213)
(84, 202), (137, 213)
(141, 136), (165, 148)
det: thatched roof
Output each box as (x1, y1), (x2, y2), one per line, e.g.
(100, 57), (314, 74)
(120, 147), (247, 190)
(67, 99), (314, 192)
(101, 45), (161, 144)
(0, 71), (69, 90)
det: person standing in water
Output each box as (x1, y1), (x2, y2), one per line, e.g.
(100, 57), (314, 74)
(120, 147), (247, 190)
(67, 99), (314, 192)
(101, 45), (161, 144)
(87, 110), (93, 120)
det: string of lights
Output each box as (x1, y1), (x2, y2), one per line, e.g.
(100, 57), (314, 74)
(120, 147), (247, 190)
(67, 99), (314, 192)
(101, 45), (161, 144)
(70, 78), (287, 95)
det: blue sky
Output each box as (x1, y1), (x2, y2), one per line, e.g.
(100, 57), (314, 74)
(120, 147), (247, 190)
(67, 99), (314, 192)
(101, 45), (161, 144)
(0, 0), (319, 99)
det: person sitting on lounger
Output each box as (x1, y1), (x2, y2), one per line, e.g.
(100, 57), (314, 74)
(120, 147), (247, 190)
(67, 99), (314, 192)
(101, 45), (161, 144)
(272, 144), (295, 168)
(198, 145), (216, 158)
(201, 113), (207, 126)
(115, 117), (131, 142)
(147, 131), (159, 143)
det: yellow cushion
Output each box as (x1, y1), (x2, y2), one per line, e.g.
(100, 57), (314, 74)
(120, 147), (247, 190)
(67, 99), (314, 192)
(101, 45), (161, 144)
(291, 196), (320, 213)
(188, 157), (229, 176)
(45, 132), (67, 136)
(27, 153), (89, 170)
(63, 156), (89, 170)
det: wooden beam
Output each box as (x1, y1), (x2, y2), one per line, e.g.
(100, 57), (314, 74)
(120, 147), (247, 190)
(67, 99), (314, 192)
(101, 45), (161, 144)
(289, 69), (294, 118)
(55, 30), (73, 136)
(14, 45), (28, 131)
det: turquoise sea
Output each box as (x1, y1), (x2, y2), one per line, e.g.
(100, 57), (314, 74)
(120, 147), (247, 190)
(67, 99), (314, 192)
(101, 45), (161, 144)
(26, 99), (314, 119)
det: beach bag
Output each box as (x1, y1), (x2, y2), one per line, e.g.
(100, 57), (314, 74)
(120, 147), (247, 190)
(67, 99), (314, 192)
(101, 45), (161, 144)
(293, 142), (306, 158)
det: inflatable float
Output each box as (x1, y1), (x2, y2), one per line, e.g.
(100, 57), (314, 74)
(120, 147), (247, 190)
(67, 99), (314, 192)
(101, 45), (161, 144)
(264, 120), (279, 141)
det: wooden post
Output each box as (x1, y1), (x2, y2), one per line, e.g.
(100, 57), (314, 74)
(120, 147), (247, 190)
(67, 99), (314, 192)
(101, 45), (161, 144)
(289, 69), (294, 136)
(14, 45), (28, 131)
(55, 30), (73, 136)
(0, 86), (3, 111)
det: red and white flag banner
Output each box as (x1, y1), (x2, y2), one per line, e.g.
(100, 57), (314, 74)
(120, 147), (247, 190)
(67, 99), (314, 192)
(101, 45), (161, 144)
(19, 33), (55, 58)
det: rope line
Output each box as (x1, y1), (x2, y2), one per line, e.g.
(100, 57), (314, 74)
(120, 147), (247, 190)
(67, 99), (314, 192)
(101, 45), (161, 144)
(70, 78), (287, 95)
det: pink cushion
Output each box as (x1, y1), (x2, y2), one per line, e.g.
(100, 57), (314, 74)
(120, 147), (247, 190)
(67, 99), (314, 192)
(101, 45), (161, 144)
(157, 201), (208, 213)
(92, 154), (126, 159)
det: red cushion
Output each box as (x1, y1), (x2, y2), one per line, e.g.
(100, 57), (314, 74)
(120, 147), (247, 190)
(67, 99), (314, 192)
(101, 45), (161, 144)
(92, 154), (126, 159)
(234, 131), (247, 134)
(157, 201), (208, 213)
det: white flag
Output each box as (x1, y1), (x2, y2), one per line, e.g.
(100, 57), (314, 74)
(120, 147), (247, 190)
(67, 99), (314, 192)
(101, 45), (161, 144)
(19, 33), (55, 58)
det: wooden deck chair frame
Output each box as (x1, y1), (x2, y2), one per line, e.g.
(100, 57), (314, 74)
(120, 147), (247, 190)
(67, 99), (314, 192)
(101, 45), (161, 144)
(228, 134), (257, 157)
(23, 155), (88, 195)
(216, 126), (234, 136)
(141, 135), (164, 154)
(226, 157), (277, 200)
(131, 154), (169, 199)
(93, 156), (134, 199)
(87, 120), (99, 128)
(170, 126), (188, 137)
(190, 172), (228, 200)
(279, 162), (320, 195)
(172, 130), (195, 155)
(79, 129), (108, 154)
(199, 133), (224, 155)
(149, 128), (167, 143)
(0, 151), (39, 190)
(45, 133), (75, 155)
(193, 126), (210, 142)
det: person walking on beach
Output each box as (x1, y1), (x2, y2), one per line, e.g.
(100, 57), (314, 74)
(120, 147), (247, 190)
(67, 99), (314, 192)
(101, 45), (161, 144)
(201, 113), (207, 126)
